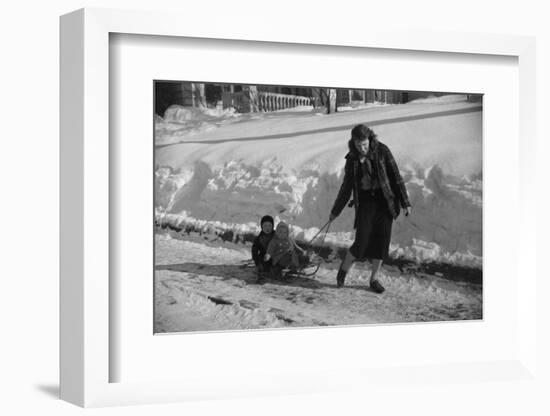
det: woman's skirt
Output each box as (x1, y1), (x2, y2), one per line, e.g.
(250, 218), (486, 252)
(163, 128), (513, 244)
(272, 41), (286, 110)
(349, 189), (393, 261)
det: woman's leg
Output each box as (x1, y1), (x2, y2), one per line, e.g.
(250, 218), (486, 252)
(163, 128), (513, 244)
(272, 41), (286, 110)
(341, 249), (355, 272)
(368, 258), (385, 293)
(369, 259), (382, 282)
(336, 249), (355, 287)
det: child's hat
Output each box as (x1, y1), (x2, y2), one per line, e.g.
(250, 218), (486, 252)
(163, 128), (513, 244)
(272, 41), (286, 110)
(276, 221), (289, 231)
(260, 215), (274, 227)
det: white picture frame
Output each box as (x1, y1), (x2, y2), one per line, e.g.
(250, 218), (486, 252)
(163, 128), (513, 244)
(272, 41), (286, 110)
(60, 7), (538, 408)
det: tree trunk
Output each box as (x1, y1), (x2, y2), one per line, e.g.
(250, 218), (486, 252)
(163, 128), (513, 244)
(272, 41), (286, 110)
(327, 88), (337, 114)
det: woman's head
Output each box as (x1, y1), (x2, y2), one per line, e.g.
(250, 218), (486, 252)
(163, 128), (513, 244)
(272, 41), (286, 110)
(275, 222), (289, 239)
(351, 124), (376, 156)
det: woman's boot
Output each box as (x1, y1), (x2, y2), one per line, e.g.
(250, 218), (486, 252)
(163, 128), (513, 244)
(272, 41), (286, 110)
(336, 266), (347, 288)
(336, 250), (354, 288)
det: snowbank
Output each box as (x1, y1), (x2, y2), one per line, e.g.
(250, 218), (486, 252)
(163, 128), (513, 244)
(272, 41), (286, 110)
(155, 99), (482, 268)
(337, 102), (392, 112)
(155, 158), (482, 267)
(408, 94), (472, 104)
(155, 105), (243, 145)
(163, 105), (240, 122)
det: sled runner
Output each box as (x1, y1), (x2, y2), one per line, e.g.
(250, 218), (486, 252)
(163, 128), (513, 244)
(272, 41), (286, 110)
(268, 255), (313, 279)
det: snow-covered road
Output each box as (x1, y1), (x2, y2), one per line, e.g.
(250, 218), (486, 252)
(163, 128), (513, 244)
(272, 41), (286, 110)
(154, 233), (482, 333)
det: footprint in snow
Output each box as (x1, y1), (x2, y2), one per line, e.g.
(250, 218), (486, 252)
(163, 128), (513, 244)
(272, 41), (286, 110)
(239, 300), (260, 310)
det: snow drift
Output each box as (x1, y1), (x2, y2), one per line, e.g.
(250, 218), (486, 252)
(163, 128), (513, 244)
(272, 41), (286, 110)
(155, 105), (243, 145)
(155, 95), (482, 268)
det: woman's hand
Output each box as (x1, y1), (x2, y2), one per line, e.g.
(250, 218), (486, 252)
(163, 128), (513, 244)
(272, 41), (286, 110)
(404, 206), (412, 217)
(264, 254), (271, 261)
(329, 213), (336, 222)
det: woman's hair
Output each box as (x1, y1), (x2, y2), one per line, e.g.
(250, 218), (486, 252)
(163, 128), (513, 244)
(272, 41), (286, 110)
(351, 124), (377, 142)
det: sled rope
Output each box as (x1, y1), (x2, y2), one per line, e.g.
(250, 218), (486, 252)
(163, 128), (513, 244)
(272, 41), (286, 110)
(305, 220), (331, 246)
(300, 220), (332, 277)
(316, 220), (331, 249)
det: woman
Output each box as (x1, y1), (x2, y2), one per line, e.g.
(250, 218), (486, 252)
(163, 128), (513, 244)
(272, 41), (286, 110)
(329, 124), (412, 293)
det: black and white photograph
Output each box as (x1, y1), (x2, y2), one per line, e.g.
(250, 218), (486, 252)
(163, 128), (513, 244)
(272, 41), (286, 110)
(154, 81), (483, 333)
(5, 0), (549, 413)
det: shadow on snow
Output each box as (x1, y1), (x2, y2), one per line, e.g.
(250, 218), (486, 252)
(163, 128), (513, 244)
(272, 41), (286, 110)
(155, 262), (378, 292)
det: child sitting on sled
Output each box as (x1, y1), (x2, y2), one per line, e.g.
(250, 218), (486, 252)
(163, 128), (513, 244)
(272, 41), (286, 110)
(251, 215), (275, 277)
(264, 222), (308, 279)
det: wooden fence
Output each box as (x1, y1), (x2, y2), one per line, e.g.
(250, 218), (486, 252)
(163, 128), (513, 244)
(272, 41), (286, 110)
(223, 91), (312, 112)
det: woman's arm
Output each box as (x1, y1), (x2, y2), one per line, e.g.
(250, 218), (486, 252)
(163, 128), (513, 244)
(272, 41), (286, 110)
(384, 147), (411, 209)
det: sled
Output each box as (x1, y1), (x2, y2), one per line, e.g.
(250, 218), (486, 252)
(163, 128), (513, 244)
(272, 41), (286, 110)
(245, 220), (332, 282)
(267, 253), (320, 281)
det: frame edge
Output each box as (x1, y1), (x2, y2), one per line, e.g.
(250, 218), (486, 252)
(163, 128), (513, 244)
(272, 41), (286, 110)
(59, 8), (85, 407)
(60, 6), (540, 407)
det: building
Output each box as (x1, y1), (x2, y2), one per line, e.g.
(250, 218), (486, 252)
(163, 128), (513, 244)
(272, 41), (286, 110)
(154, 81), (479, 116)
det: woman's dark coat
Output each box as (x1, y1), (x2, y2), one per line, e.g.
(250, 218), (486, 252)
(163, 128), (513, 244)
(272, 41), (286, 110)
(331, 138), (410, 225)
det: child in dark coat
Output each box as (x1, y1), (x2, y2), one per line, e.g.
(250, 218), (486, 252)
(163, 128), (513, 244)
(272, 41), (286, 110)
(251, 215), (275, 278)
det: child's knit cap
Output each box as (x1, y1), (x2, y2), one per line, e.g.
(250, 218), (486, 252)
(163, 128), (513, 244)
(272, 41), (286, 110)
(260, 215), (274, 227)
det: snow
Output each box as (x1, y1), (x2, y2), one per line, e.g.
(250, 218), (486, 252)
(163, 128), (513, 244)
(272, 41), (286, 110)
(155, 95), (483, 267)
(155, 105), (243, 145)
(154, 95), (483, 332)
(154, 234), (482, 333)
(337, 102), (393, 112)
(408, 94), (476, 104)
